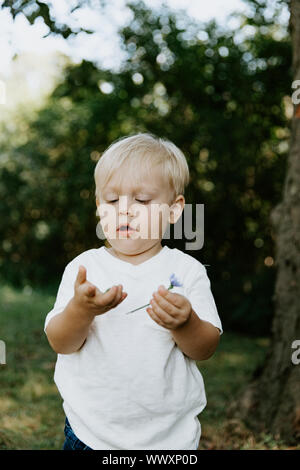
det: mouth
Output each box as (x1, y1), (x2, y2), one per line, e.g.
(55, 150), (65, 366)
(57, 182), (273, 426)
(117, 224), (136, 232)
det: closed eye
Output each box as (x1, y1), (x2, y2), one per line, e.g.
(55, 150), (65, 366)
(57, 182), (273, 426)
(136, 200), (151, 204)
(107, 199), (151, 204)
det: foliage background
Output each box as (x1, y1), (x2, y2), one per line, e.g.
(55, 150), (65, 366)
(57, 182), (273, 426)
(0, 0), (292, 336)
(1, 0), (298, 452)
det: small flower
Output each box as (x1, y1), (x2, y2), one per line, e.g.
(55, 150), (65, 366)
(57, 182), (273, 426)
(125, 273), (183, 315)
(169, 273), (182, 288)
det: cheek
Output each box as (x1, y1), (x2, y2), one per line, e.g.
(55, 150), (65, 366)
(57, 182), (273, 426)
(133, 208), (157, 238)
(150, 205), (169, 226)
(149, 206), (170, 239)
(98, 206), (117, 237)
(130, 204), (170, 239)
(100, 219), (116, 238)
(140, 209), (152, 236)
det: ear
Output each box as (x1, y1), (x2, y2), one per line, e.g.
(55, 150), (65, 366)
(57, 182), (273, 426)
(168, 196), (185, 224)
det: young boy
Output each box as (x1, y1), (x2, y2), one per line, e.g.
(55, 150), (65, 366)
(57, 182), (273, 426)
(44, 133), (222, 450)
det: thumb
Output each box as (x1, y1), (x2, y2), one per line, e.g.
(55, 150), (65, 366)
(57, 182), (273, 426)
(75, 265), (86, 286)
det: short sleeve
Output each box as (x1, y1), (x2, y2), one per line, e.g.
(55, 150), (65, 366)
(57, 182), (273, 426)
(186, 263), (223, 335)
(44, 262), (77, 332)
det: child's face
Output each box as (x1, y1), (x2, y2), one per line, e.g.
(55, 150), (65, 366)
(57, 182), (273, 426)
(96, 165), (183, 254)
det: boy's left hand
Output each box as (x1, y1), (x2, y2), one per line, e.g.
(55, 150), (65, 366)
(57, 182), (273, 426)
(146, 286), (192, 330)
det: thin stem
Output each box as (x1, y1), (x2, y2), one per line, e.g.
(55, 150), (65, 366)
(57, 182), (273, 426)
(125, 285), (174, 315)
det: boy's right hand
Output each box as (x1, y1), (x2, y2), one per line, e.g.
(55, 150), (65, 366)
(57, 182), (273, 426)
(73, 265), (127, 318)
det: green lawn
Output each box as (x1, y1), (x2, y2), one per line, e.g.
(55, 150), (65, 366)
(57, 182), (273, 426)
(0, 283), (296, 450)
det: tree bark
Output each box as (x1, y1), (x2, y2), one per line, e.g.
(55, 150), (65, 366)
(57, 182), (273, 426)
(229, 0), (300, 444)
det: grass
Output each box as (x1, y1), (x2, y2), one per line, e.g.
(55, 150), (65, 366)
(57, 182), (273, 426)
(0, 282), (298, 450)
(0, 283), (63, 450)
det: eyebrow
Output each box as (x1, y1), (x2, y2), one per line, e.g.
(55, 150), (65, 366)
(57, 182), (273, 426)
(103, 186), (159, 195)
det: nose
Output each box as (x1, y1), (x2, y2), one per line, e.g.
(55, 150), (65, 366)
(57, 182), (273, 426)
(118, 195), (135, 217)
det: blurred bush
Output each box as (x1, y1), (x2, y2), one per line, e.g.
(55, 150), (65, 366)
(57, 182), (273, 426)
(0, 1), (291, 335)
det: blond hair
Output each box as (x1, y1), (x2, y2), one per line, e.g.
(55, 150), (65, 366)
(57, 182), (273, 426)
(94, 133), (190, 203)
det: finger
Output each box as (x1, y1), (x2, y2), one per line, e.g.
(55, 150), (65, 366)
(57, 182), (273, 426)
(146, 307), (166, 328)
(86, 284), (96, 298)
(110, 285), (122, 306)
(107, 287), (127, 303)
(108, 285), (128, 308)
(98, 285), (122, 308)
(121, 292), (128, 301)
(150, 298), (174, 326)
(75, 265), (86, 287)
(152, 291), (181, 316)
(118, 291), (127, 303)
(157, 286), (184, 308)
(102, 285), (117, 302)
(113, 285), (126, 307)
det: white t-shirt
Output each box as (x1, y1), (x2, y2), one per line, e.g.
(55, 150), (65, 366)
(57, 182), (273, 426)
(44, 245), (223, 450)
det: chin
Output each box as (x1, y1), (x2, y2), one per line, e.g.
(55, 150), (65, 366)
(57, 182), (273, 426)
(108, 240), (153, 254)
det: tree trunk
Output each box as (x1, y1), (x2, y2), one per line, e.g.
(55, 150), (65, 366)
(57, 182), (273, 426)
(229, 0), (300, 444)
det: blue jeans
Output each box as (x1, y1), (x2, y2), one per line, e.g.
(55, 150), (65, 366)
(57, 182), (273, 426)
(62, 417), (93, 450)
